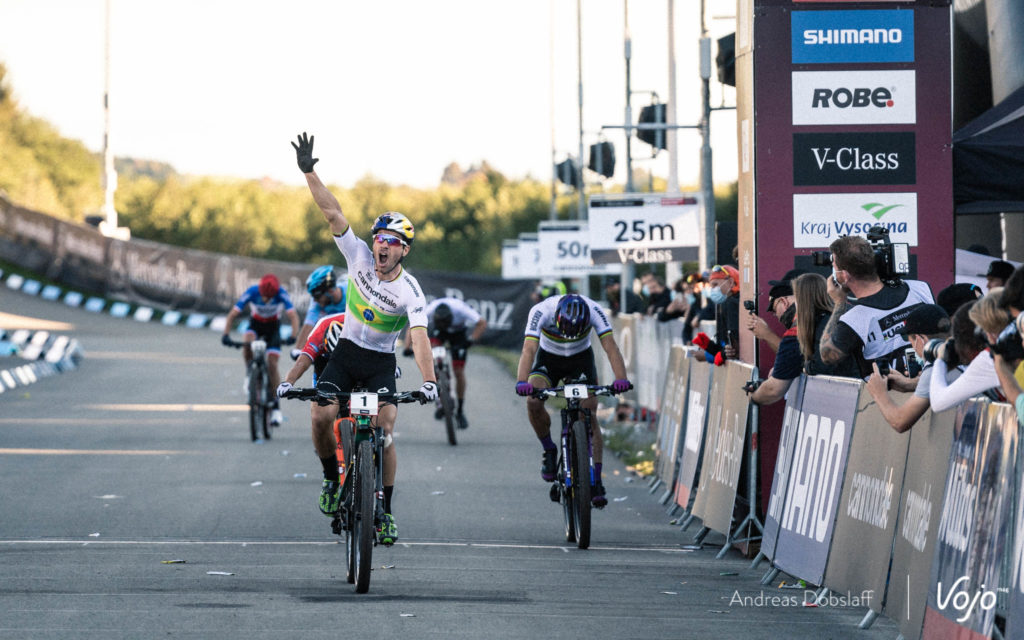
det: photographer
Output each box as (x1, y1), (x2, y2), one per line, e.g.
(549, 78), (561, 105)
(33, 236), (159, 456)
(995, 266), (1024, 423)
(745, 282), (804, 407)
(864, 304), (951, 432)
(745, 277), (796, 353)
(818, 233), (934, 378)
(929, 290), (1009, 411)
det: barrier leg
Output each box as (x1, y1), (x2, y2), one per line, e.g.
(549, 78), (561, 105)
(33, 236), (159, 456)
(659, 488), (674, 505)
(680, 513), (696, 531)
(647, 476), (660, 489)
(857, 610), (878, 630)
(749, 550), (765, 570)
(814, 588), (830, 606)
(760, 567), (780, 586)
(666, 503), (681, 517)
(693, 526), (710, 545)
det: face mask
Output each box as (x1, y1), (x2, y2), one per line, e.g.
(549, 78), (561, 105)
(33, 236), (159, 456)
(686, 293), (697, 305)
(707, 287), (727, 304)
(641, 285), (651, 297)
(780, 304), (797, 329)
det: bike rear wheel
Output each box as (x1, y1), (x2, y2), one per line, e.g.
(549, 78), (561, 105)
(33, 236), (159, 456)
(570, 420), (591, 549)
(438, 368), (457, 446)
(352, 439), (375, 593)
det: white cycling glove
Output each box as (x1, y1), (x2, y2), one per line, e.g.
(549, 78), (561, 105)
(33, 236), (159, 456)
(419, 381), (438, 402)
(276, 381), (293, 398)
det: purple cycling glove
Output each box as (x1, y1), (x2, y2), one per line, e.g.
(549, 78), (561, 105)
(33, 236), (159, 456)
(516, 381), (534, 396)
(612, 379), (632, 393)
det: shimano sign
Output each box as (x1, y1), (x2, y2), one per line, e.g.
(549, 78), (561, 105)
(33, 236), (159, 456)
(792, 70), (916, 125)
(792, 10), (914, 64)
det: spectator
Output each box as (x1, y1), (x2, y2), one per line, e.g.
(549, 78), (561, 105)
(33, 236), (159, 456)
(747, 293), (801, 406)
(658, 278), (689, 322)
(819, 234), (934, 377)
(694, 264), (740, 362)
(641, 272), (672, 316)
(979, 260), (1015, 291)
(745, 275), (796, 353)
(936, 282), (983, 317)
(864, 304), (952, 432)
(604, 277), (643, 316)
(929, 289), (1010, 411)
(794, 273), (861, 378)
(683, 273), (712, 344)
(992, 313), (1024, 426)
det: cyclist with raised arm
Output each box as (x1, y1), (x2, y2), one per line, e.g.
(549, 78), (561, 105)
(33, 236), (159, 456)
(221, 273), (300, 426)
(279, 132), (437, 545)
(424, 297), (487, 429)
(290, 265), (348, 360)
(514, 293), (631, 507)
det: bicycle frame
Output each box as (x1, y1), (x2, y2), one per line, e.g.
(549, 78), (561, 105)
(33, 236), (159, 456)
(431, 344), (457, 446)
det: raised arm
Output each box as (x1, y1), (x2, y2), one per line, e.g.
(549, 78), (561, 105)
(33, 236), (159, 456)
(292, 132), (349, 236)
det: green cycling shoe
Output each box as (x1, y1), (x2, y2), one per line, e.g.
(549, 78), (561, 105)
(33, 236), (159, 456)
(377, 513), (398, 545)
(319, 479), (342, 516)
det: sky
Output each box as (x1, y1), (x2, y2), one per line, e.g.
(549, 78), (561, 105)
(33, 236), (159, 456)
(0, 0), (738, 191)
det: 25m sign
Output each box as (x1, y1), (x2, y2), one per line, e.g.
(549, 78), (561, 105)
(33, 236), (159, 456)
(588, 193), (702, 265)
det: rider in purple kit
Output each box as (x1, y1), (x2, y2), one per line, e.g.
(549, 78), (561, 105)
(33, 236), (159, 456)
(515, 293), (631, 507)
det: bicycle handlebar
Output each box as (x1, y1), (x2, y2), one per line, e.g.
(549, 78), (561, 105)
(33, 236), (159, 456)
(282, 387), (425, 404)
(223, 339), (247, 349)
(529, 384), (630, 400)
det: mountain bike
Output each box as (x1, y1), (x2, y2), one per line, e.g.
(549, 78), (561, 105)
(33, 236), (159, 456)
(431, 344), (458, 446)
(529, 383), (628, 549)
(283, 386), (422, 593)
(225, 338), (272, 442)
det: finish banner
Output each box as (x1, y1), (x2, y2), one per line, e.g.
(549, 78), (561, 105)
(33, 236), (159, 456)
(772, 375), (859, 585)
(692, 362), (755, 536)
(922, 401), (1018, 639)
(761, 375), (807, 563)
(824, 385), (911, 607)
(884, 409), (955, 640)
(673, 361), (712, 510)
(655, 346), (691, 488)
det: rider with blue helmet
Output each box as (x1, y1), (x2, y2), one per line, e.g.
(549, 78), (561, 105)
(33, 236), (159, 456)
(291, 265), (348, 360)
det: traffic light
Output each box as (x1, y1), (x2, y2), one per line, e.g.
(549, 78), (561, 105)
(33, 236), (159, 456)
(556, 159), (579, 189)
(637, 103), (667, 150)
(717, 32), (735, 87)
(588, 141), (615, 179)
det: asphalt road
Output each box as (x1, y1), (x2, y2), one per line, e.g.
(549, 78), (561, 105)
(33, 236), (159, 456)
(0, 285), (900, 639)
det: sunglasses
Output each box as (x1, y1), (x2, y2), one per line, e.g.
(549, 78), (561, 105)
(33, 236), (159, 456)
(374, 233), (407, 247)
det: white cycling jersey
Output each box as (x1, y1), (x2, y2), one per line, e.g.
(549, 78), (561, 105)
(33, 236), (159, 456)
(425, 297), (481, 332)
(333, 228), (428, 353)
(524, 294), (613, 357)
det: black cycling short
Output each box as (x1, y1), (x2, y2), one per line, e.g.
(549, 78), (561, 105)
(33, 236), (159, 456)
(247, 318), (282, 351)
(429, 328), (471, 363)
(317, 338), (397, 405)
(529, 347), (599, 388)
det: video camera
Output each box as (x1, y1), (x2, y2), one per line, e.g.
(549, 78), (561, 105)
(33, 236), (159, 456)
(989, 322), (1024, 362)
(810, 226), (911, 283)
(923, 336), (960, 369)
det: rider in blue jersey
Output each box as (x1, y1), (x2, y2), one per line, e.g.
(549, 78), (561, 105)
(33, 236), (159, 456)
(291, 265), (348, 360)
(222, 273), (301, 425)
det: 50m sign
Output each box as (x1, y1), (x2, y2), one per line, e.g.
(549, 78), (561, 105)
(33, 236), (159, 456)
(588, 193), (702, 264)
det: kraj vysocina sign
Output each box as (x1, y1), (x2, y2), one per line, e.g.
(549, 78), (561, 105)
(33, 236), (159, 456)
(588, 193), (702, 265)
(792, 192), (917, 248)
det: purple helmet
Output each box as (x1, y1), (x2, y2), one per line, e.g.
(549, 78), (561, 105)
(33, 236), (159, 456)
(555, 294), (591, 339)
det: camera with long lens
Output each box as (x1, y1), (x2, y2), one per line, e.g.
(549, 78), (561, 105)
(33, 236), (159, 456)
(809, 226), (910, 282)
(923, 337), (960, 368)
(990, 322), (1024, 361)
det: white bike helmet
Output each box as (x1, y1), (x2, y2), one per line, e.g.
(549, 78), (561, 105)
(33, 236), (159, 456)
(371, 212), (415, 246)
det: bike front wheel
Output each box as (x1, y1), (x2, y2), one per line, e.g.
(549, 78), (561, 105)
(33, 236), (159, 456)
(570, 420), (592, 549)
(248, 365), (266, 442)
(351, 439), (375, 593)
